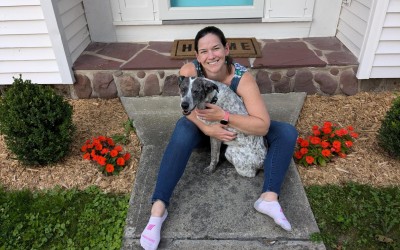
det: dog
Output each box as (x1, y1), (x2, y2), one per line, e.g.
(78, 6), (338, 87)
(178, 76), (267, 177)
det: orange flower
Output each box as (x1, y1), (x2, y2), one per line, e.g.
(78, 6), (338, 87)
(321, 149), (331, 157)
(294, 151), (303, 159)
(97, 156), (106, 166)
(347, 125), (354, 131)
(333, 140), (341, 149)
(98, 136), (106, 141)
(306, 156), (314, 164)
(312, 125), (319, 130)
(107, 137), (115, 146)
(323, 121), (332, 128)
(123, 152), (131, 161)
(321, 141), (330, 148)
(106, 164), (114, 173)
(110, 149), (118, 158)
(114, 145), (123, 152)
(83, 152), (91, 160)
(81, 145), (88, 152)
(322, 126), (332, 134)
(300, 140), (309, 148)
(338, 152), (347, 158)
(117, 157), (125, 166)
(350, 132), (359, 138)
(345, 141), (353, 147)
(95, 143), (103, 151)
(101, 148), (109, 155)
(310, 136), (321, 145)
(313, 129), (321, 136)
(300, 147), (308, 155)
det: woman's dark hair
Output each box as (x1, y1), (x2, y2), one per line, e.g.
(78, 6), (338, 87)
(194, 26), (233, 74)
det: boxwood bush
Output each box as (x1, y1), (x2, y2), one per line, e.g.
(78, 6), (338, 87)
(0, 76), (75, 165)
(377, 95), (400, 158)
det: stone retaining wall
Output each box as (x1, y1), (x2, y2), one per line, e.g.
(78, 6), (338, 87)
(67, 66), (400, 99)
(2, 67), (398, 99)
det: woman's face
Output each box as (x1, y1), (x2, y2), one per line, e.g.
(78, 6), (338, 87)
(196, 33), (229, 75)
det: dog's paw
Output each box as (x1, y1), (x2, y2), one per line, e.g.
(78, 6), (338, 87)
(203, 166), (216, 174)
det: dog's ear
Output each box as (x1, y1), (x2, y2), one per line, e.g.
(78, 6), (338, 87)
(204, 80), (218, 93)
(178, 76), (186, 86)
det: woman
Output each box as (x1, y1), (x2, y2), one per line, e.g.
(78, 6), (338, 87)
(140, 26), (298, 250)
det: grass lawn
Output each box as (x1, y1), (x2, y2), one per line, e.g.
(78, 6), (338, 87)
(306, 183), (400, 250)
(0, 186), (129, 250)
(1, 184), (399, 249)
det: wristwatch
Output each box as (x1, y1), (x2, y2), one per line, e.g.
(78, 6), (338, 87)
(220, 111), (230, 125)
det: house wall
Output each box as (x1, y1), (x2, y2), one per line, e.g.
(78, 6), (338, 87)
(370, 0), (400, 78)
(336, 0), (372, 58)
(0, 0), (90, 85)
(58, 0), (91, 63)
(0, 0), (61, 84)
(100, 0), (341, 42)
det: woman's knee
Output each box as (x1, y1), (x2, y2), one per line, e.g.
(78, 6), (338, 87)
(268, 121), (298, 145)
(170, 117), (203, 147)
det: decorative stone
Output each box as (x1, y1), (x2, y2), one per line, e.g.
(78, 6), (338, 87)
(255, 70), (272, 93)
(314, 72), (337, 95)
(340, 70), (359, 95)
(118, 75), (140, 97)
(143, 74), (161, 96)
(293, 69), (317, 94)
(93, 72), (118, 99)
(330, 68), (339, 76)
(158, 71), (165, 79)
(162, 74), (179, 96)
(270, 72), (282, 82)
(274, 78), (291, 93)
(286, 69), (296, 77)
(137, 71), (146, 78)
(73, 74), (92, 98)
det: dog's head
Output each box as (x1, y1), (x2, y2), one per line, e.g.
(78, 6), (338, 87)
(178, 76), (219, 115)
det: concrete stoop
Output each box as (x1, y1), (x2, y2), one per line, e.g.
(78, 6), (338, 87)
(120, 93), (326, 250)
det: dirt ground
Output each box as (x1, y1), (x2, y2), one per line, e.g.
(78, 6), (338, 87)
(0, 91), (399, 193)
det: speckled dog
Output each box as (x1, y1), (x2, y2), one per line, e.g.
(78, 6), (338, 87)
(178, 76), (267, 177)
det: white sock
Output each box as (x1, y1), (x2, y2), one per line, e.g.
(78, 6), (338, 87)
(254, 198), (292, 231)
(140, 210), (168, 250)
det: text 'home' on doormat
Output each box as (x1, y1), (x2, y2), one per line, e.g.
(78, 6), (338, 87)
(170, 38), (262, 59)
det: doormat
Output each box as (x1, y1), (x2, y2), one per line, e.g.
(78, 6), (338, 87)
(170, 38), (262, 59)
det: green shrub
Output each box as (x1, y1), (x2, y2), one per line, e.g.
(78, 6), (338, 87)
(0, 76), (75, 165)
(377, 95), (400, 158)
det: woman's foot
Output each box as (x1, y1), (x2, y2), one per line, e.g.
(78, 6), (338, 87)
(140, 210), (168, 250)
(254, 198), (292, 231)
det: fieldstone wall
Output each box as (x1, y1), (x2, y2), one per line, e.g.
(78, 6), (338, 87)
(67, 67), (400, 99)
(8, 68), (396, 99)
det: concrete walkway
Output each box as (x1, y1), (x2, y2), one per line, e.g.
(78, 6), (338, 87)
(120, 92), (326, 249)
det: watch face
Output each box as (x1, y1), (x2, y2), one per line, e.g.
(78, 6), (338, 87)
(220, 120), (228, 125)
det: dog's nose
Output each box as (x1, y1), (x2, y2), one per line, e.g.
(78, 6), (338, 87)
(181, 102), (189, 110)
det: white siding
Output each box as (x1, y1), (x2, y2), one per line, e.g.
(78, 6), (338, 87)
(0, 3), (60, 84)
(57, 0), (90, 63)
(336, 0), (372, 58)
(370, 0), (400, 78)
(0, 1), (89, 85)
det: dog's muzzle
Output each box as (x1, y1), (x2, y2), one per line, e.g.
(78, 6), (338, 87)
(181, 101), (192, 115)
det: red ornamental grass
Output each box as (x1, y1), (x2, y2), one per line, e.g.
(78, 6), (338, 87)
(294, 121), (358, 167)
(81, 136), (131, 176)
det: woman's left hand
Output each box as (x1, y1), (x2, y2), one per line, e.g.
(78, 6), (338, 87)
(195, 103), (224, 122)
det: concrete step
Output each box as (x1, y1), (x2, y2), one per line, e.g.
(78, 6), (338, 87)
(120, 93), (326, 250)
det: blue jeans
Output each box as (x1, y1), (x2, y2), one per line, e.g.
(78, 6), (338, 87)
(151, 117), (298, 207)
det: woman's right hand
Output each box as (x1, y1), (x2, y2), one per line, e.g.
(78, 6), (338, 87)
(186, 111), (237, 142)
(205, 123), (237, 142)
